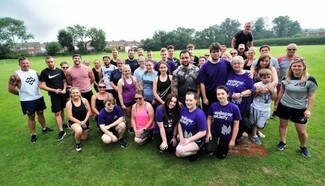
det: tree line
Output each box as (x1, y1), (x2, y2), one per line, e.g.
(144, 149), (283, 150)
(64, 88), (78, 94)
(0, 16), (302, 58)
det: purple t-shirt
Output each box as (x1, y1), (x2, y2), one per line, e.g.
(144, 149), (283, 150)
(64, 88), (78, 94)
(198, 59), (230, 93)
(225, 70), (255, 112)
(208, 102), (241, 140)
(179, 107), (207, 142)
(154, 60), (177, 74)
(154, 105), (178, 134)
(97, 106), (123, 126)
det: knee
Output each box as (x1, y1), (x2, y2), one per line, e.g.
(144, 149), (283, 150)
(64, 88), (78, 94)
(36, 110), (44, 116)
(175, 145), (185, 157)
(117, 122), (126, 131)
(297, 130), (307, 137)
(54, 112), (61, 117)
(101, 135), (112, 144)
(73, 127), (83, 135)
(134, 137), (144, 145)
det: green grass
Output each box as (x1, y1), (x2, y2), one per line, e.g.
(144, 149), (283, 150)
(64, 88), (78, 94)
(0, 45), (325, 185)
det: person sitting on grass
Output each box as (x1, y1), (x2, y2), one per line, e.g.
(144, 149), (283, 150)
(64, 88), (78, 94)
(175, 92), (207, 161)
(250, 69), (277, 145)
(205, 86), (241, 159)
(66, 87), (91, 152)
(97, 94), (127, 148)
(131, 90), (155, 145)
(153, 93), (180, 153)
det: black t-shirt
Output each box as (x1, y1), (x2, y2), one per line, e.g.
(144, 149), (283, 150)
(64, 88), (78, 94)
(39, 68), (66, 95)
(234, 30), (253, 50)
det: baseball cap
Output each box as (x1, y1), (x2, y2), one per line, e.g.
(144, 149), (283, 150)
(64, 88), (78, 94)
(238, 44), (245, 49)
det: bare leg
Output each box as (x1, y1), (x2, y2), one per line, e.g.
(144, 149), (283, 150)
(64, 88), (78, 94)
(27, 114), (36, 134)
(279, 118), (289, 143)
(36, 110), (46, 128)
(71, 124), (83, 144)
(55, 111), (63, 131)
(295, 123), (308, 147)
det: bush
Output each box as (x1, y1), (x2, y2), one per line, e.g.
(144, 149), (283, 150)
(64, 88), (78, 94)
(254, 36), (325, 46)
(104, 47), (112, 53)
(46, 42), (62, 56)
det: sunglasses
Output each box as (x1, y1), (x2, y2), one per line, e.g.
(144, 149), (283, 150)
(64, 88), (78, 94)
(230, 53), (237, 55)
(287, 48), (296, 51)
(292, 58), (305, 62)
(134, 97), (143, 100)
(106, 102), (115, 106)
(62, 67), (68, 69)
(98, 86), (106, 89)
(205, 55), (210, 57)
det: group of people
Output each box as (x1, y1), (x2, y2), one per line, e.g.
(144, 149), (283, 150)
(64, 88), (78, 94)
(8, 38), (317, 159)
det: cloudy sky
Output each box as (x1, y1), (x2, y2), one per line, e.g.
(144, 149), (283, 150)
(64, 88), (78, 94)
(1, 0), (323, 43)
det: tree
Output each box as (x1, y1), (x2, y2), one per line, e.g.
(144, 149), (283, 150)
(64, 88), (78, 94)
(67, 24), (89, 53)
(88, 27), (106, 52)
(219, 18), (241, 46)
(46, 42), (62, 56)
(273, 16), (302, 37)
(0, 17), (34, 58)
(251, 17), (275, 40)
(57, 29), (74, 52)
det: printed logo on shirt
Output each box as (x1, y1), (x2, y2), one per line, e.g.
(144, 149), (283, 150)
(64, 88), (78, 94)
(221, 125), (231, 135)
(48, 74), (60, 79)
(213, 111), (233, 121)
(25, 77), (36, 85)
(180, 116), (193, 125)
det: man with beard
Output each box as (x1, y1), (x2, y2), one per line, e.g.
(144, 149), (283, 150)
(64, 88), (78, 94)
(39, 56), (67, 141)
(173, 50), (200, 106)
(66, 54), (95, 104)
(125, 49), (139, 74)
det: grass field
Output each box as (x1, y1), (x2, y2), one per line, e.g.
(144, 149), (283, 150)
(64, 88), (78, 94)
(0, 45), (324, 185)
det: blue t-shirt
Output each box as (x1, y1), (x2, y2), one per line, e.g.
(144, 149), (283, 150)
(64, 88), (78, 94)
(97, 106), (123, 126)
(141, 71), (158, 101)
(179, 107), (207, 142)
(225, 70), (255, 112)
(198, 59), (230, 93)
(208, 102), (241, 140)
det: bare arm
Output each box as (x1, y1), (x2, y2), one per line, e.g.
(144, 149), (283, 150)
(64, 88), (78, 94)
(91, 95), (99, 116)
(231, 37), (236, 48)
(117, 79), (125, 108)
(200, 83), (208, 105)
(152, 77), (164, 104)
(143, 103), (154, 130)
(66, 70), (72, 85)
(305, 92), (316, 118)
(229, 120), (239, 147)
(205, 115), (212, 143)
(8, 73), (19, 95)
(88, 67), (95, 84)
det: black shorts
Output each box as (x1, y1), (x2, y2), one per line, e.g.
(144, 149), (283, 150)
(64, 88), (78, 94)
(20, 97), (47, 115)
(124, 101), (135, 108)
(49, 94), (66, 113)
(81, 90), (93, 105)
(68, 120), (90, 130)
(276, 102), (307, 124)
(99, 125), (118, 136)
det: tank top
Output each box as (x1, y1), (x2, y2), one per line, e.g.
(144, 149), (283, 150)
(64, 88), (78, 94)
(16, 69), (42, 101)
(69, 65), (92, 93)
(157, 76), (171, 102)
(69, 99), (89, 125)
(95, 93), (106, 112)
(122, 78), (136, 104)
(134, 103), (153, 130)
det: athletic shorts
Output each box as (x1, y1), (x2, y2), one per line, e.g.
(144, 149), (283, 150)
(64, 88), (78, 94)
(276, 102), (307, 124)
(249, 106), (270, 129)
(68, 120), (90, 130)
(81, 90), (93, 105)
(100, 125), (118, 136)
(20, 97), (47, 115)
(136, 129), (153, 139)
(49, 94), (66, 113)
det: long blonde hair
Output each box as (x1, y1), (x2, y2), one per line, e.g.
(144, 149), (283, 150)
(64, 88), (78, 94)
(285, 58), (309, 83)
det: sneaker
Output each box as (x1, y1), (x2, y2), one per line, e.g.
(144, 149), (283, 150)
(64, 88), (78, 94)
(30, 134), (37, 143)
(251, 136), (262, 145)
(62, 123), (68, 129)
(42, 127), (54, 133)
(276, 141), (286, 151)
(188, 151), (200, 162)
(118, 138), (127, 148)
(57, 131), (66, 141)
(300, 147), (311, 158)
(257, 131), (266, 138)
(76, 144), (82, 152)
(270, 112), (277, 119)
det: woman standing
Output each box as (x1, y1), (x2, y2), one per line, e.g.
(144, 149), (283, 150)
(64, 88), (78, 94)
(154, 93), (180, 153)
(118, 65), (139, 131)
(66, 87), (91, 152)
(140, 60), (157, 104)
(275, 58), (317, 158)
(92, 59), (102, 92)
(153, 62), (173, 106)
(175, 92), (207, 161)
(205, 86), (241, 159)
(131, 90), (155, 145)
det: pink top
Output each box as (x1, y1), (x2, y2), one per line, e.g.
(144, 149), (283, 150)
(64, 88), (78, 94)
(133, 103), (153, 130)
(69, 65), (92, 93)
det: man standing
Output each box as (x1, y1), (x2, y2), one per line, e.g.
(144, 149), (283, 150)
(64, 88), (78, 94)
(39, 56), (67, 141)
(125, 49), (139, 74)
(101, 56), (117, 95)
(231, 22), (254, 51)
(167, 45), (180, 68)
(173, 50), (200, 106)
(8, 57), (54, 143)
(66, 54), (95, 104)
(110, 48), (119, 66)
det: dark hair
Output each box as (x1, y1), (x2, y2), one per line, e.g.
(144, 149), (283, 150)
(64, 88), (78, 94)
(135, 90), (144, 97)
(18, 56), (28, 64)
(179, 49), (191, 58)
(103, 55), (110, 60)
(72, 54), (81, 59)
(157, 61), (169, 76)
(60, 61), (68, 67)
(209, 42), (222, 53)
(162, 93), (180, 128)
(216, 85), (230, 95)
(45, 56), (53, 60)
(254, 53), (271, 72)
(259, 45), (270, 52)
(185, 91), (198, 100)
(167, 45), (175, 50)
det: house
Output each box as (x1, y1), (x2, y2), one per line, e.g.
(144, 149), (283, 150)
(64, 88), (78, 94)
(13, 42), (46, 54)
(106, 40), (141, 52)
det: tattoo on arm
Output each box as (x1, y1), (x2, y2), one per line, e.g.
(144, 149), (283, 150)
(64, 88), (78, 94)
(9, 74), (17, 86)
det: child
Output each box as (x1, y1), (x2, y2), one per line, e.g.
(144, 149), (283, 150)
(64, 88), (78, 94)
(250, 69), (277, 145)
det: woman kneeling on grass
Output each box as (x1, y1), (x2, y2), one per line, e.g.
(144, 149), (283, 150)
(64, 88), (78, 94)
(131, 90), (155, 145)
(66, 87), (91, 152)
(97, 94), (127, 148)
(153, 93), (180, 153)
(175, 92), (207, 161)
(205, 86), (241, 159)
(275, 58), (318, 158)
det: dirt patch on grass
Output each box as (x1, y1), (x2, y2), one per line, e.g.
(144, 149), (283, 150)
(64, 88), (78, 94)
(229, 137), (268, 157)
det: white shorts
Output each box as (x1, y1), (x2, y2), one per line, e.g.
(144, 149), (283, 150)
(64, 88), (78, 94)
(249, 106), (270, 129)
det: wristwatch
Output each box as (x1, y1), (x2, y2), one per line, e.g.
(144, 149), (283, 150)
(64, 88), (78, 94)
(143, 128), (146, 132)
(240, 92), (243, 98)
